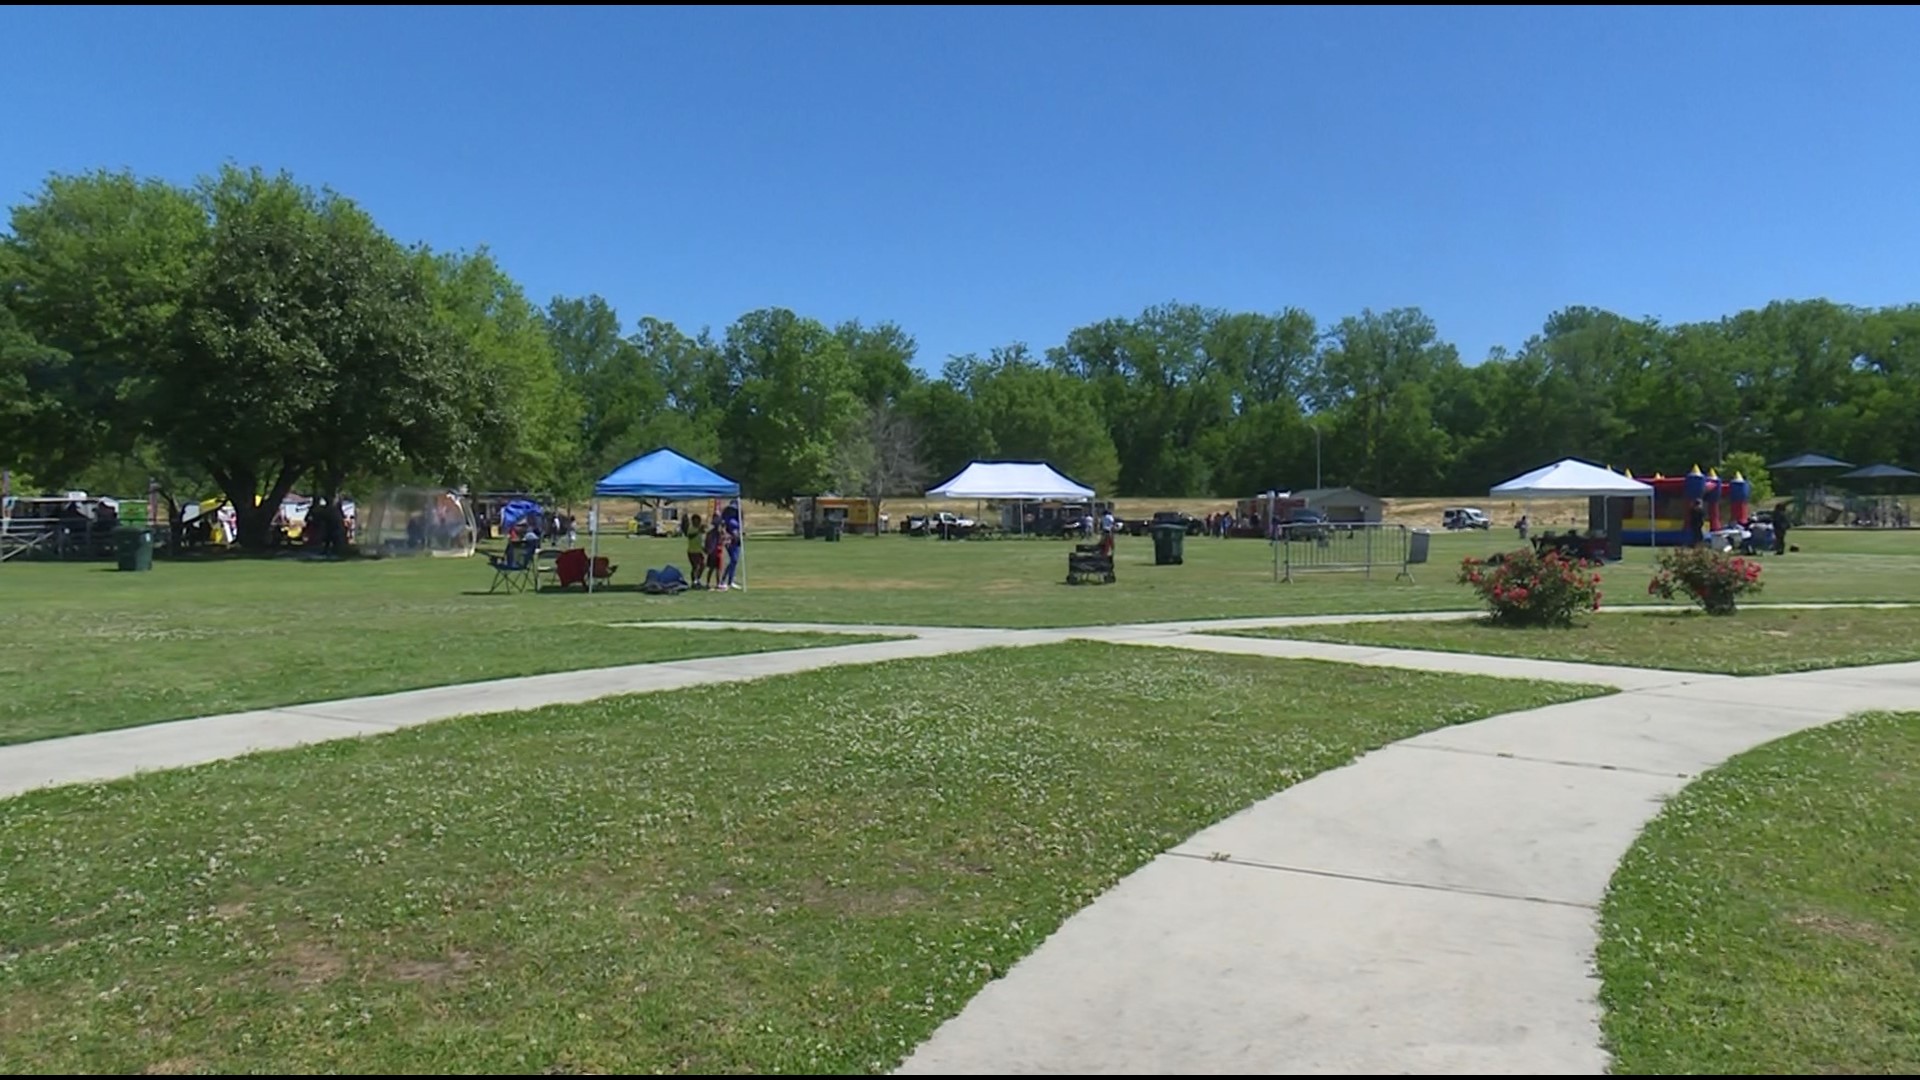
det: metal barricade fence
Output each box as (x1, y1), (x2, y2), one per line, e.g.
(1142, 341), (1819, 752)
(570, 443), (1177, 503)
(1272, 522), (1430, 583)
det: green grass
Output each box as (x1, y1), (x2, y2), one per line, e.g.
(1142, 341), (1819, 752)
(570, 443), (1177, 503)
(1598, 712), (1920, 1074)
(1235, 606), (1920, 675)
(0, 643), (1604, 1074)
(0, 608), (875, 744)
(2, 528), (1913, 742)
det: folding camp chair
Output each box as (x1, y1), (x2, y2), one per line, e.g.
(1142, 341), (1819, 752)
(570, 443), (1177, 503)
(487, 538), (540, 594)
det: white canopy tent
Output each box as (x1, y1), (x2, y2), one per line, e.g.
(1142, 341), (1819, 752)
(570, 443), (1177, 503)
(926, 461), (1094, 500)
(1491, 458), (1652, 498)
(926, 461), (1096, 535)
(1492, 458), (1653, 555)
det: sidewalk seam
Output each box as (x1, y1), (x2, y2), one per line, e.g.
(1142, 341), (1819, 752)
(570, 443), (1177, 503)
(1162, 850), (1598, 911)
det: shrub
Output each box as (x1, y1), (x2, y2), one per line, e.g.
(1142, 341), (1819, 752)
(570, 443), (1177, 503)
(1647, 546), (1764, 615)
(1458, 548), (1603, 628)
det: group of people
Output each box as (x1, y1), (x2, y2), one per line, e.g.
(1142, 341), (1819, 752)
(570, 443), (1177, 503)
(683, 501), (744, 590)
(1682, 499), (1792, 555)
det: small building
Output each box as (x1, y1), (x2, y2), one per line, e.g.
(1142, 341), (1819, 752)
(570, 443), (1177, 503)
(1295, 486), (1384, 524)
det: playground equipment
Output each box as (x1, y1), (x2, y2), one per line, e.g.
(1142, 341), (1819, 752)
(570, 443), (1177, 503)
(1619, 466), (1750, 546)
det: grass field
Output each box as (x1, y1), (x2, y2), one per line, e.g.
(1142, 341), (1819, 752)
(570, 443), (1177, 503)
(0, 643), (1602, 1074)
(0, 611), (875, 745)
(3, 528), (1914, 743)
(1235, 606), (1920, 675)
(1598, 712), (1920, 1074)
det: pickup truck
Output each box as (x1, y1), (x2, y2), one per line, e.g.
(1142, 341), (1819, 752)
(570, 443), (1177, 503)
(902, 511), (975, 538)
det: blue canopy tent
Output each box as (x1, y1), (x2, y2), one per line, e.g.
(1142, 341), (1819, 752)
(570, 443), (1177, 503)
(590, 448), (743, 591)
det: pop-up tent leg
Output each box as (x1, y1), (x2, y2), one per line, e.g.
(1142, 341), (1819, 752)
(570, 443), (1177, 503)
(587, 499), (599, 593)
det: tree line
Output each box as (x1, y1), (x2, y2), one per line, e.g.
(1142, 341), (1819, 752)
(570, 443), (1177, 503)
(6, 166), (1919, 548)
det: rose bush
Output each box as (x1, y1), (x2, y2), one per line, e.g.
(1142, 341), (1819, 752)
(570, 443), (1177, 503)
(1458, 548), (1603, 627)
(1648, 546), (1763, 615)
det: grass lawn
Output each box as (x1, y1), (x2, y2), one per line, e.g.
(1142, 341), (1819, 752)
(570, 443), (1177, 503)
(1597, 712), (1920, 1074)
(1234, 606), (1920, 675)
(2, 528), (1913, 741)
(0, 643), (1604, 1074)
(0, 609), (875, 744)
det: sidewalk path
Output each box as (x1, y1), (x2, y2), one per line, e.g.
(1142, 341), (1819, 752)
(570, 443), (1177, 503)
(0, 629), (1064, 800)
(896, 657), (1920, 1075)
(2, 606), (1914, 1073)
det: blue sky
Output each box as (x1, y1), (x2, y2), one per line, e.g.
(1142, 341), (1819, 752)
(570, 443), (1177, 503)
(6, 6), (1919, 368)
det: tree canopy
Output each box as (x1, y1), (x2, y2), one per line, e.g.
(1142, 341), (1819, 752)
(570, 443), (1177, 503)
(8, 163), (1920, 541)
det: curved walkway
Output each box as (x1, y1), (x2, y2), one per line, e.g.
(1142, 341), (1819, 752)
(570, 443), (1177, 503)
(3, 605), (1915, 1073)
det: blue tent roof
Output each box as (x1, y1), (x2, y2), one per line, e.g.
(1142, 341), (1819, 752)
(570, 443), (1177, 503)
(594, 447), (740, 499)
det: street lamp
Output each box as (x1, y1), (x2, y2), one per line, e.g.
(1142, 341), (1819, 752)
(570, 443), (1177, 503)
(1696, 417), (1747, 469)
(1313, 423), (1323, 489)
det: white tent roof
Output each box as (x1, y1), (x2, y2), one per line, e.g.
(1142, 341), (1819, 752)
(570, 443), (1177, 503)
(926, 461), (1094, 500)
(1491, 458), (1653, 498)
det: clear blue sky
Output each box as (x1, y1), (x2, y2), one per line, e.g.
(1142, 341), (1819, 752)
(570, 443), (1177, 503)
(7, 5), (1919, 368)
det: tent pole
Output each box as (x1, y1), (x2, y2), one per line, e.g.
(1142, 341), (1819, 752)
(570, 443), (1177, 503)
(588, 498), (599, 593)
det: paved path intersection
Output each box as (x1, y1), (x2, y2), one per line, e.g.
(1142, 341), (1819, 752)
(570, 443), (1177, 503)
(3, 605), (1915, 1074)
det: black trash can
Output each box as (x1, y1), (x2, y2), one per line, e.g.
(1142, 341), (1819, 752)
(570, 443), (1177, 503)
(824, 520), (843, 542)
(1151, 523), (1185, 566)
(115, 525), (154, 572)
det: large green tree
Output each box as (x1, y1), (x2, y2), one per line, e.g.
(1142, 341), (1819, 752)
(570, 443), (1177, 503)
(718, 308), (863, 501)
(5, 166), (568, 546)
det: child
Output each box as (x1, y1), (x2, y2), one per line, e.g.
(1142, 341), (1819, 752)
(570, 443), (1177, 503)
(704, 518), (725, 589)
(684, 514), (706, 585)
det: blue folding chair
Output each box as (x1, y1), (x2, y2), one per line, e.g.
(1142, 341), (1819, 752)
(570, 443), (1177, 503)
(487, 538), (540, 594)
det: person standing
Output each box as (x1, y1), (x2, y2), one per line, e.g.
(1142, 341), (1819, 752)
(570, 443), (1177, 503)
(703, 517), (725, 589)
(1685, 499), (1707, 548)
(1772, 501), (1791, 555)
(720, 500), (744, 588)
(719, 514), (742, 591)
(684, 513), (706, 583)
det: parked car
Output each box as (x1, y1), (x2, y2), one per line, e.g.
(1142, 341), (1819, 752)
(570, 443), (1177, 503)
(1442, 507), (1491, 531)
(1280, 507), (1330, 540)
(1149, 510), (1203, 536)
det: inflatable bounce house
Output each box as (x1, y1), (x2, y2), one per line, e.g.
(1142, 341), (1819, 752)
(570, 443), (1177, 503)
(1619, 466), (1750, 546)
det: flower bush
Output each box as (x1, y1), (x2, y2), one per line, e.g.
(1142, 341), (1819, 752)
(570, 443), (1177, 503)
(1458, 548), (1603, 627)
(1647, 546), (1764, 615)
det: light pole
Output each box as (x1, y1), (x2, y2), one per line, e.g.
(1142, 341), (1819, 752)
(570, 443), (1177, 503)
(1696, 418), (1743, 469)
(1313, 424), (1323, 489)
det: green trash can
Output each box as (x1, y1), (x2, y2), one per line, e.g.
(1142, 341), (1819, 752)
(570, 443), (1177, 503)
(824, 520), (843, 543)
(115, 525), (154, 572)
(1151, 523), (1184, 566)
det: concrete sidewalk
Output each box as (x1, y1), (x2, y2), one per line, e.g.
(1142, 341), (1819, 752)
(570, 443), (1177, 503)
(0, 630), (1064, 800)
(897, 659), (1920, 1075)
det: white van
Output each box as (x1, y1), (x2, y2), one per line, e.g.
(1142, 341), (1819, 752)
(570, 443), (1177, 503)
(1442, 507), (1491, 530)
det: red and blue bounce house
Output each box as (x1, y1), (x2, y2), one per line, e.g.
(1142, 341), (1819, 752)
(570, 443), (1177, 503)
(1619, 465), (1751, 546)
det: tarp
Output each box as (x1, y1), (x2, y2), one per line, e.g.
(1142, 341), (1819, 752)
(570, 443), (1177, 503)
(1769, 452), (1854, 470)
(595, 447), (739, 499)
(1839, 463), (1919, 481)
(926, 461), (1094, 500)
(499, 499), (542, 528)
(1491, 458), (1653, 498)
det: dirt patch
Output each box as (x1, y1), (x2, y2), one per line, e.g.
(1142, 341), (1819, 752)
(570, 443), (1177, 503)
(142, 1058), (205, 1075)
(387, 950), (479, 985)
(797, 879), (930, 917)
(276, 940), (347, 989)
(210, 901), (251, 921)
(1786, 910), (1899, 948)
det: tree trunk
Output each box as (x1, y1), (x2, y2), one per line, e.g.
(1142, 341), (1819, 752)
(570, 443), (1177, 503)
(220, 460), (303, 551)
(870, 496), (882, 537)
